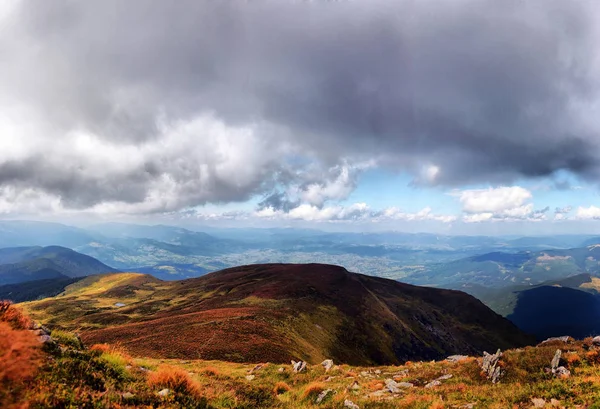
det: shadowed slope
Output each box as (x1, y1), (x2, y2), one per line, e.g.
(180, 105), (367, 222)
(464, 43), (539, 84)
(23, 264), (533, 365)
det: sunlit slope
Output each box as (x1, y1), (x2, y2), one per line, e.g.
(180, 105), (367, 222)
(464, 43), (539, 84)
(23, 264), (533, 365)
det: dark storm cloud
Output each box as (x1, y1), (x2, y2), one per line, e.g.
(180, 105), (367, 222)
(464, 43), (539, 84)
(1, 0), (599, 212)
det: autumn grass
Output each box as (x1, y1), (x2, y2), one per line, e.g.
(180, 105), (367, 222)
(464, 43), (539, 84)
(6, 300), (600, 408)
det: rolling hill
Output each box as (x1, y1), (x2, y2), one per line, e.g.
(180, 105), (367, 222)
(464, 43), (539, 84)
(0, 246), (117, 285)
(404, 244), (600, 289)
(22, 263), (533, 365)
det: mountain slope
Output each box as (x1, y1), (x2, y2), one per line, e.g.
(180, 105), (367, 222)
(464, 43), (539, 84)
(22, 263), (533, 365)
(405, 244), (600, 289)
(0, 276), (83, 302)
(0, 246), (117, 285)
(465, 274), (600, 340)
(506, 285), (600, 340)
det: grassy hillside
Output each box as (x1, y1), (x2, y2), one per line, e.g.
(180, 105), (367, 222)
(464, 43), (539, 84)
(4, 301), (600, 409)
(22, 264), (533, 365)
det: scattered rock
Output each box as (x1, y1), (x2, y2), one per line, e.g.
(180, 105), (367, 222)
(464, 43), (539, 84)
(291, 360), (307, 373)
(391, 369), (409, 380)
(437, 374), (453, 381)
(245, 375), (255, 381)
(455, 404), (476, 409)
(384, 378), (412, 392)
(157, 389), (170, 397)
(344, 400), (360, 409)
(122, 392), (135, 399)
(349, 380), (360, 390)
(278, 367), (285, 373)
(396, 382), (414, 388)
(114, 302), (126, 307)
(447, 355), (469, 363)
(551, 350), (562, 371)
(554, 366), (571, 378)
(374, 369), (381, 374)
(481, 349), (503, 383)
(540, 336), (571, 345)
(369, 390), (387, 398)
(592, 336), (600, 346)
(249, 363), (264, 373)
(425, 380), (442, 388)
(38, 334), (52, 344)
(360, 371), (370, 377)
(321, 359), (334, 372)
(315, 388), (333, 404)
(531, 398), (546, 408)
(384, 379), (401, 393)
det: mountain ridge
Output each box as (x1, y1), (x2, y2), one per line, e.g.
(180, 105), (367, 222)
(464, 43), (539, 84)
(22, 263), (534, 365)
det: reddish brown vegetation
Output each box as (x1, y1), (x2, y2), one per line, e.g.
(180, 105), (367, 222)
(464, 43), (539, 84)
(0, 301), (31, 330)
(273, 381), (291, 395)
(147, 365), (201, 396)
(302, 381), (326, 399)
(0, 302), (41, 409)
(63, 264), (533, 366)
(202, 366), (219, 376)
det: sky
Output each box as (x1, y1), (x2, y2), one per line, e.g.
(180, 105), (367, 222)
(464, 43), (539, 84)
(2, 0), (600, 234)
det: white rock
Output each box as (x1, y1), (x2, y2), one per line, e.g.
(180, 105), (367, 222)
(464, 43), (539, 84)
(425, 380), (442, 388)
(344, 400), (360, 409)
(315, 389), (333, 404)
(321, 359), (334, 372)
(157, 389), (170, 397)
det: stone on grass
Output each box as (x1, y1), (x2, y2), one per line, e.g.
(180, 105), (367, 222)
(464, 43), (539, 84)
(531, 398), (546, 408)
(344, 400), (360, 409)
(447, 355), (469, 363)
(315, 388), (333, 404)
(157, 389), (170, 397)
(425, 380), (442, 388)
(291, 360), (307, 373)
(592, 336), (600, 346)
(321, 359), (334, 372)
(481, 349), (503, 383)
(245, 375), (255, 381)
(540, 336), (571, 345)
(551, 350), (562, 371)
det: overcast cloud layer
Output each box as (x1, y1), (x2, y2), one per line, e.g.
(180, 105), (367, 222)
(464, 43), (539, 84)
(1, 0), (600, 223)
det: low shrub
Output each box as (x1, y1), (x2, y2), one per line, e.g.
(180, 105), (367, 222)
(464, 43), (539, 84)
(0, 301), (31, 330)
(148, 365), (201, 396)
(302, 381), (326, 400)
(273, 381), (291, 395)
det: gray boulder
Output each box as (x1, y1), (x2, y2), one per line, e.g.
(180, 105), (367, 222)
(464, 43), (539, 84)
(481, 349), (503, 383)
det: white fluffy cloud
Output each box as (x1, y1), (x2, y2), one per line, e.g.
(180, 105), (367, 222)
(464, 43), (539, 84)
(457, 186), (547, 222)
(576, 206), (600, 220)
(253, 202), (456, 224)
(459, 186), (532, 213)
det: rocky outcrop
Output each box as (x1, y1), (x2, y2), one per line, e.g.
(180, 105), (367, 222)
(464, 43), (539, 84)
(481, 349), (503, 383)
(292, 360), (307, 373)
